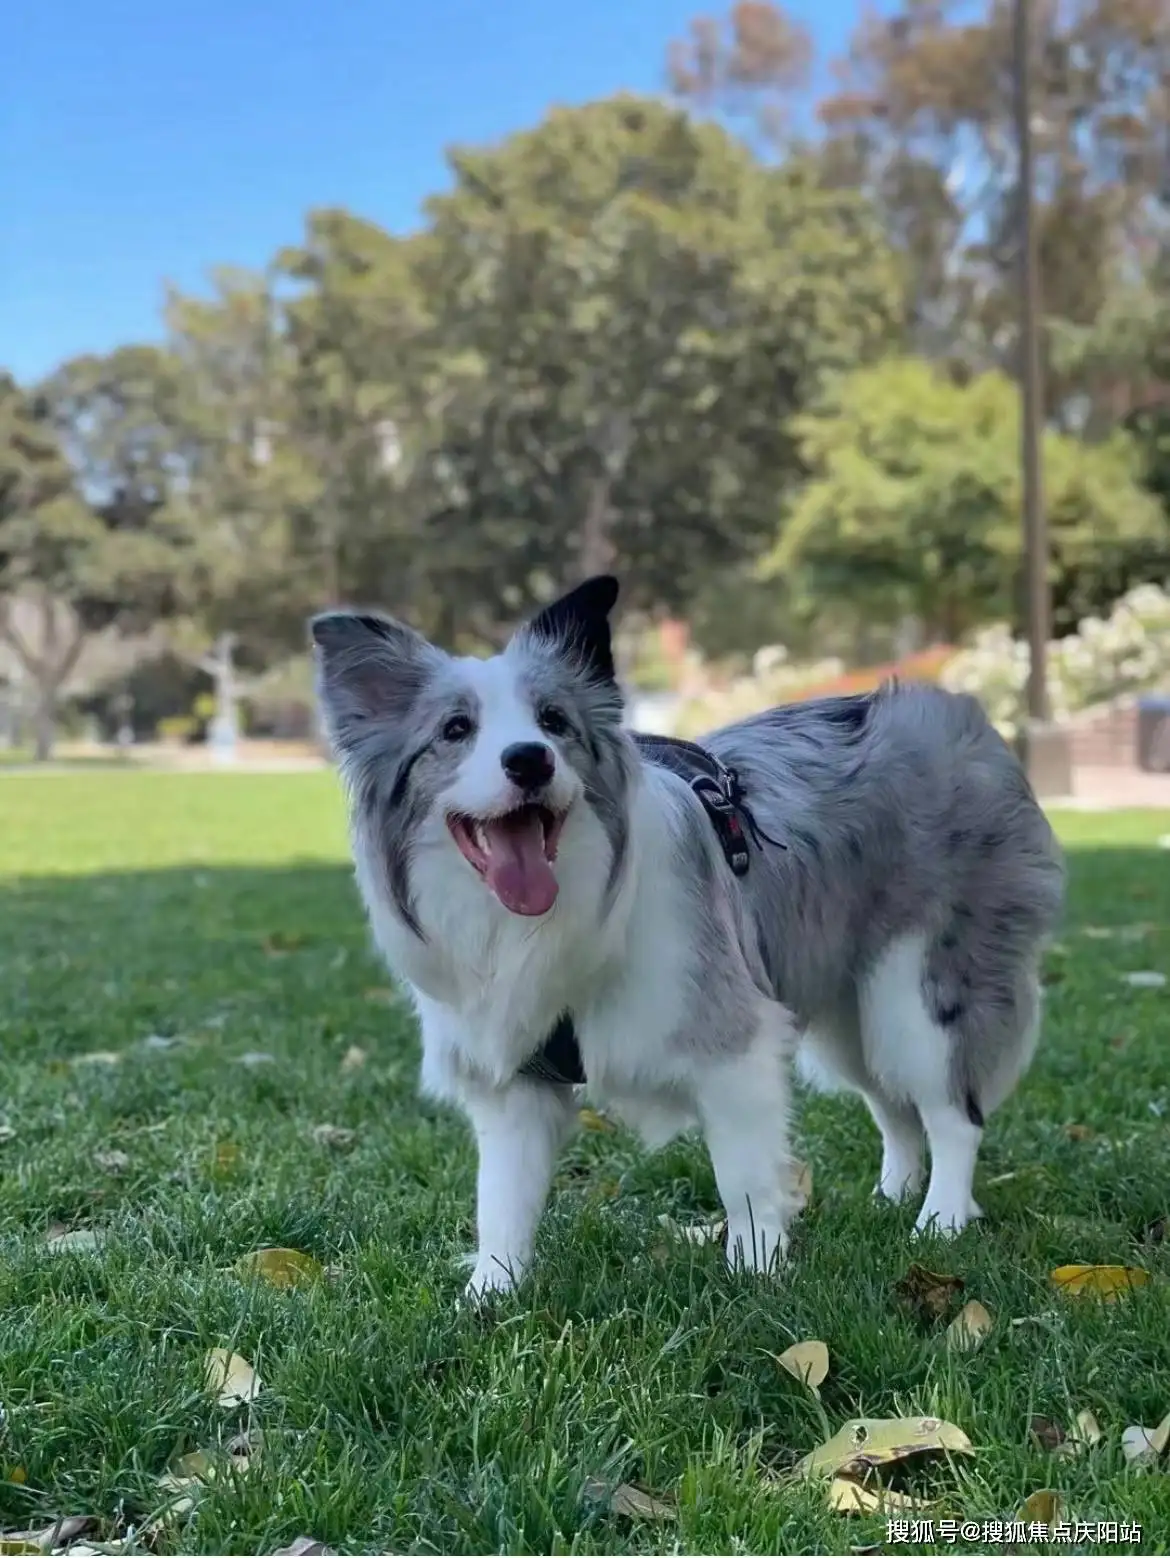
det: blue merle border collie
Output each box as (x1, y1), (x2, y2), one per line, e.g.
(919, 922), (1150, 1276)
(312, 576), (1064, 1298)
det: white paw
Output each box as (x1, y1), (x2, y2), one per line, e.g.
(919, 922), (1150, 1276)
(724, 1222), (788, 1279)
(912, 1205), (972, 1238)
(463, 1257), (522, 1302)
(875, 1171), (924, 1203)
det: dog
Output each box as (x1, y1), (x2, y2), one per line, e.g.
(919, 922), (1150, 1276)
(312, 575), (1065, 1298)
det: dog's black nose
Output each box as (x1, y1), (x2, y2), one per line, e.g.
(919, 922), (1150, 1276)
(501, 741), (555, 791)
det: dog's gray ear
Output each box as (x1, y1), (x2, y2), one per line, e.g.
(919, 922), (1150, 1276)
(525, 575), (620, 685)
(310, 609), (436, 742)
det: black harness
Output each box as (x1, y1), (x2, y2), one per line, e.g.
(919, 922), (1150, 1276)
(516, 735), (784, 1089)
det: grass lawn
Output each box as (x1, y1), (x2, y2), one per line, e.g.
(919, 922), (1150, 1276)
(2, 774), (1169, 1556)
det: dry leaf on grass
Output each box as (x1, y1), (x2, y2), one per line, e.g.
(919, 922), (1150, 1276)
(213, 1141), (242, 1171)
(946, 1299), (993, 1352)
(797, 1416), (974, 1479)
(826, 1478), (931, 1515)
(273, 1541), (336, 1556)
(238, 1050), (276, 1068)
(1122, 971), (1166, 989)
(1054, 1409), (1102, 1459)
(233, 1247), (324, 1290)
(310, 1124), (355, 1150)
(578, 1108), (614, 1133)
(0, 1517), (95, 1554)
(44, 1227), (100, 1255)
(1121, 1412), (1170, 1467)
(775, 1340), (829, 1394)
(1064, 1123), (1095, 1142)
(93, 1150), (129, 1174)
(656, 1213), (726, 1246)
(894, 1263), (963, 1321)
(792, 1159), (813, 1209)
(582, 1478), (676, 1521)
(1051, 1263), (1151, 1300)
(1029, 1416), (1066, 1453)
(340, 1044), (367, 1072)
(1016, 1490), (1063, 1530)
(203, 1349), (261, 1407)
(70, 1051), (121, 1068)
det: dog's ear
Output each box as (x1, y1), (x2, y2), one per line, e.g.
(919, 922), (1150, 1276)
(525, 575), (620, 685)
(310, 609), (437, 747)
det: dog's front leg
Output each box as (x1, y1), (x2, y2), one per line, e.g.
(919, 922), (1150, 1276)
(462, 1079), (578, 1299)
(696, 1003), (799, 1278)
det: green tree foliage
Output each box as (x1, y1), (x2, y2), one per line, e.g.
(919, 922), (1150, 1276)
(765, 356), (1167, 640)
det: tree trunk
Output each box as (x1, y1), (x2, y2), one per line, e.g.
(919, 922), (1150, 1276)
(33, 690), (56, 762)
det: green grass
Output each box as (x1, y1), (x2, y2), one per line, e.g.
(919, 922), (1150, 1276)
(2, 773), (1169, 1555)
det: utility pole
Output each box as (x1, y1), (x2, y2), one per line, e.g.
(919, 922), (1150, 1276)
(1013, 0), (1072, 796)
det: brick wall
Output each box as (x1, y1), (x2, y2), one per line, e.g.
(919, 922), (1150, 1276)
(1065, 699), (1138, 768)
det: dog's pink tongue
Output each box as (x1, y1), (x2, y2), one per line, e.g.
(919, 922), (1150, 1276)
(482, 811), (558, 916)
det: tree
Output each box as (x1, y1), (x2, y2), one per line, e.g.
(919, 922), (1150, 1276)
(412, 95), (903, 630)
(764, 356), (1167, 641)
(0, 363), (187, 759)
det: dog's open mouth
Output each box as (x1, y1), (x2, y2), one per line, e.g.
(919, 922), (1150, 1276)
(446, 803), (568, 917)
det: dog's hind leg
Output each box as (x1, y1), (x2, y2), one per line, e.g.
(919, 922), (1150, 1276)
(859, 934), (983, 1236)
(695, 999), (801, 1277)
(866, 1092), (925, 1203)
(462, 1078), (578, 1299)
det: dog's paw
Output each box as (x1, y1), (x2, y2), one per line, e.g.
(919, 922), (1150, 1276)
(724, 1223), (788, 1280)
(462, 1258), (521, 1304)
(911, 1200), (981, 1239)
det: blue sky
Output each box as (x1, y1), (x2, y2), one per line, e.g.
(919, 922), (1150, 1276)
(3, 0), (867, 383)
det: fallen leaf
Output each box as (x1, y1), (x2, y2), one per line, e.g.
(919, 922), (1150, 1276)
(203, 1348), (261, 1407)
(1029, 1416), (1066, 1452)
(894, 1263), (964, 1321)
(1122, 971), (1166, 989)
(310, 1123), (355, 1150)
(583, 1479), (676, 1521)
(792, 1159), (813, 1208)
(5, 1468), (27, 1486)
(362, 986), (394, 1003)
(273, 1541), (336, 1557)
(44, 1227), (100, 1255)
(1051, 1263), (1152, 1300)
(233, 1247), (324, 1290)
(70, 1051), (121, 1067)
(656, 1213), (726, 1246)
(262, 931), (306, 955)
(1, 1515), (96, 1553)
(1064, 1123), (1094, 1142)
(238, 1050), (276, 1068)
(775, 1339), (830, 1394)
(1016, 1490), (1063, 1530)
(1055, 1409), (1102, 1458)
(340, 1044), (367, 1072)
(825, 1478), (931, 1514)
(578, 1108), (614, 1133)
(0, 1543), (43, 1555)
(213, 1140), (242, 1171)
(94, 1149), (129, 1174)
(947, 1299), (993, 1352)
(797, 1416), (974, 1479)
(1121, 1412), (1170, 1466)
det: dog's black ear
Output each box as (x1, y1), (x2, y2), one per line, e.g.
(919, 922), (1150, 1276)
(310, 609), (436, 742)
(526, 576), (620, 685)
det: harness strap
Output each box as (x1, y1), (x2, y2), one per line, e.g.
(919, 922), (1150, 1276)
(517, 1012), (586, 1087)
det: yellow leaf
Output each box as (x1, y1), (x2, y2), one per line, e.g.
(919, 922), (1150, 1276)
(233, 1247), (324, 1290)
(0, 1543), (43, 1555)
(947, 1299), (993, 1352)
(4, 1467), (27, 1485)
(797, 1416), (974, 1479)
(578, 1108), (614, 1133)
(213, 1141), (242, 1172)
(340, 1044), (367, 1072)
(583, 1479), (676, 1521)
(826, 1478), (931, 1514)
(1055, 1409), (1102, 1458)
(656, 1213), (726, 1246)
(1051, 1263), (1151, 1300)
(775, 1339), (829, 1393)
(203, 1348), (261, 1407)
(1016, 1490), (1063, 1530)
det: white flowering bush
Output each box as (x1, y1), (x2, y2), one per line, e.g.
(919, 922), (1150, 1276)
(941, 583), (1170, 738)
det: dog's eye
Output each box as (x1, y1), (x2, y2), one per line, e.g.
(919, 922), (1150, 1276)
(442, 713), (474, 742)
(537, 705), (571, 738)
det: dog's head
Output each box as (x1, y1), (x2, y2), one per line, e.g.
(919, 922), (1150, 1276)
(311, 576), (631, 927)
